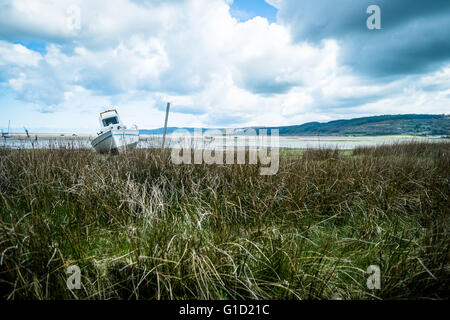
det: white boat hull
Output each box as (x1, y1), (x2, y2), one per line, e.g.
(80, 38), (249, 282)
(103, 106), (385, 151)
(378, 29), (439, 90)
(91, 129), (139, 153)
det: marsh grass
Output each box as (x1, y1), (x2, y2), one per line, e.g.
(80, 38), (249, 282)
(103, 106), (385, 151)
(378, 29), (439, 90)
(0, 141), (449, 299)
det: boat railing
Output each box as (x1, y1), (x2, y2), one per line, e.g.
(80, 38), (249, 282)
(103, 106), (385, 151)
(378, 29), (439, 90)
(99, 109), (118, 117)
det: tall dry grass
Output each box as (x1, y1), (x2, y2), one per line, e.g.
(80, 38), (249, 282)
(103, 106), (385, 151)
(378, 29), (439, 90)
(0, 141), (449, 299)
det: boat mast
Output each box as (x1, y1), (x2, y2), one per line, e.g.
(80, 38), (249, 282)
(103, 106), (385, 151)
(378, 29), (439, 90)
(162, 102), (170, 149)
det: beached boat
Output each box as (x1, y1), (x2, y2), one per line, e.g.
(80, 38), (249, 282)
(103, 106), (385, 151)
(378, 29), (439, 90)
(91, 109), (139, 153)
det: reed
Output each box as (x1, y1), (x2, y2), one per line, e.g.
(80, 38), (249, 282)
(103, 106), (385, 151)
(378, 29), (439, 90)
(0, 141), (448, 299)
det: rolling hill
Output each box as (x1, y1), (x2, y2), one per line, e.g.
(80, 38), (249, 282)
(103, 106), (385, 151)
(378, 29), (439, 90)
(140, 114), (450, 136)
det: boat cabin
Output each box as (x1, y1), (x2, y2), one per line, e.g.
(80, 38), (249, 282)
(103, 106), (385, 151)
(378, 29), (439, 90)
(98, 109), (125, 133)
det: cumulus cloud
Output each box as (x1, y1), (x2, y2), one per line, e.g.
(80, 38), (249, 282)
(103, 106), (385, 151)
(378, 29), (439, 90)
(278, 0), (450, 77)
(0, 0), (449, 131)
(0, 41), (42, 67)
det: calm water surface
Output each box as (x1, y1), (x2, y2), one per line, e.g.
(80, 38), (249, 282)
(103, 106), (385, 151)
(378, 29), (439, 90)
(0, 135), (445, 150)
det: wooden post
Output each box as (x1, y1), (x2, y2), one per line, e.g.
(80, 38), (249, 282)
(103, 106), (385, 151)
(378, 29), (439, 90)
(162, 102), (170, 149)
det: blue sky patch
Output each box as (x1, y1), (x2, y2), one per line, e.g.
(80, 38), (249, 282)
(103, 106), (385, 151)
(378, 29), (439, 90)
(13, 40), (47, 54)
(230, 0), (277, 23)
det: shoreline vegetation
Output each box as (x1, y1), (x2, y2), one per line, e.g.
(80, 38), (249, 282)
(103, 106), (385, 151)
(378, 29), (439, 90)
(140, 114), (450, 136)
(0, 141), (449, 299)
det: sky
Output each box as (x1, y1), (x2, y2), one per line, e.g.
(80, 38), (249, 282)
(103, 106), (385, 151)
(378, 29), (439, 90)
(0, 0), (449, 133)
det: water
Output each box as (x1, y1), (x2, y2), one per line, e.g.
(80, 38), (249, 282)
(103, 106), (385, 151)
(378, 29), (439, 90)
(0, 135), (445, 151)
(131, 135), (446, 150)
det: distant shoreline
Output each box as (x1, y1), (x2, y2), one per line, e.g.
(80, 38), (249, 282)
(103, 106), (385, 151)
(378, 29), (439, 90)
(3, 133), (448, 139)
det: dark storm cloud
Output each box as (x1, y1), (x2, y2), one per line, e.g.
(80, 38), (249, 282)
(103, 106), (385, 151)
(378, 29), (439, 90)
(278, 0), (450, 77)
